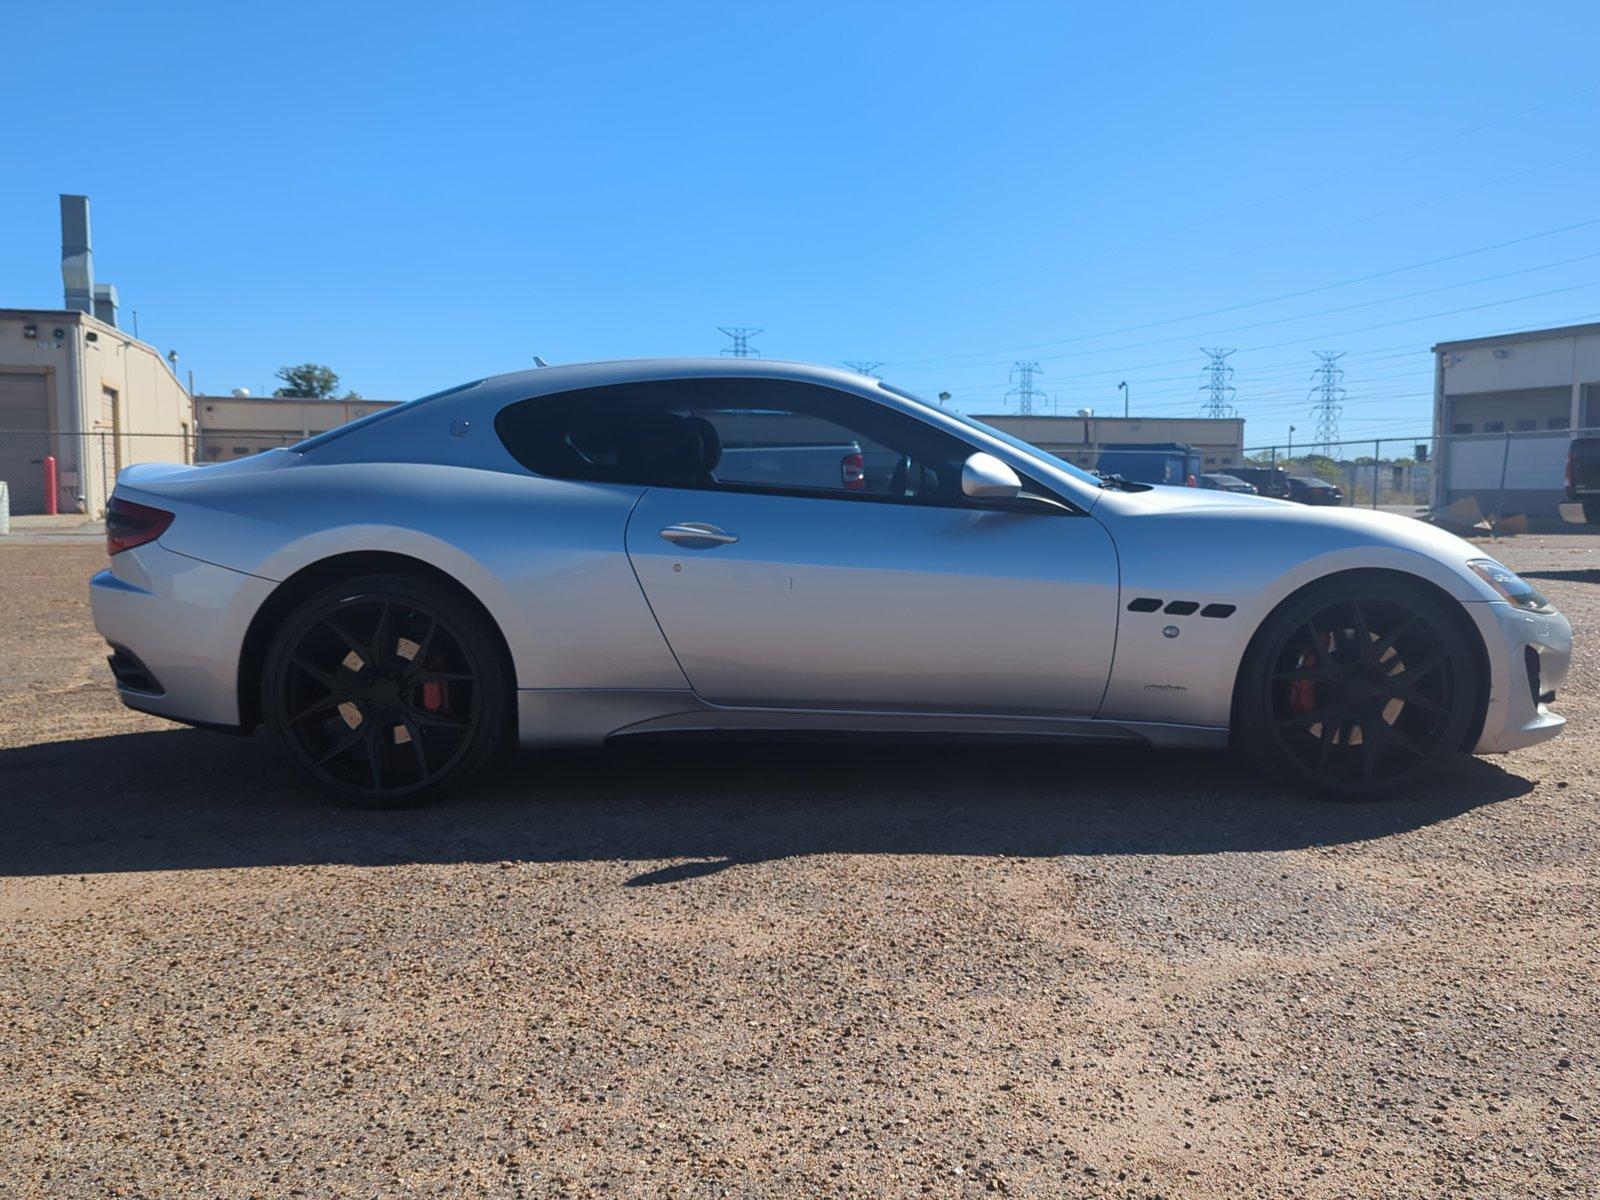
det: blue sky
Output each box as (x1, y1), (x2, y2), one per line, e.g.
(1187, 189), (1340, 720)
(4, 1), (1598, 450)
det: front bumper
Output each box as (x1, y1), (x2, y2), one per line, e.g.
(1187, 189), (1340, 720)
(90, 542), (275, 728)
(1466, 600), (1573, 754)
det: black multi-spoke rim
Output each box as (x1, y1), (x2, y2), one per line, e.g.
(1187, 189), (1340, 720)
(274, 595), (481, 795)
(1265, 596), (1458, 787)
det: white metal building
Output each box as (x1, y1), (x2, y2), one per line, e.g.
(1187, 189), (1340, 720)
(1432, 322), (1600, 516)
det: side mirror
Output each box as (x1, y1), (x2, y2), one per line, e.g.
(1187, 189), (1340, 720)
(961, 452), (1022, 500)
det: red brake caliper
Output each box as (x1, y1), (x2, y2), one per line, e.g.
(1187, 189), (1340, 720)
(1289, 648), (1319, 716)
(420, 658), (448, 714)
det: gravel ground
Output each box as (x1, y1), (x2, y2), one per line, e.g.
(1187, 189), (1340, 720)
(1, 536), (1597, 1199)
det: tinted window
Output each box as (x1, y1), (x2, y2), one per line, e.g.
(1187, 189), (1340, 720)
(497, 378), (1011, 507)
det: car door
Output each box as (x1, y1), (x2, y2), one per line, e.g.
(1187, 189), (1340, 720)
(616, 378), (1120, 716)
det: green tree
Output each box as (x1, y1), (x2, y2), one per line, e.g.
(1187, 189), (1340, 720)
(273, 363), (360, 399)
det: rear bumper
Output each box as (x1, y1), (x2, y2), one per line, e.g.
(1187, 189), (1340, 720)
(90, 542), (275, 728)
(1467, 600), (1573, 754)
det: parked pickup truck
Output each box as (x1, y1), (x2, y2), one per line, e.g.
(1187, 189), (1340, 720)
(1566, 436), (1600, 523)
(717, 442), (868, 492)
(1095, 442), (1201, 487)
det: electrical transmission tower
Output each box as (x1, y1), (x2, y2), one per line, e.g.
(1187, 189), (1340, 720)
(718, 326), (763, 358)
(843, 360), (884, 378)
(1308, 351), (1346, 457)
(1006, 362), (1045, 415)
(1198, 348), (1237, 418)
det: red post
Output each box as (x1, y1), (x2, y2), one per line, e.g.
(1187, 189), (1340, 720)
(43, 455), (58, 516)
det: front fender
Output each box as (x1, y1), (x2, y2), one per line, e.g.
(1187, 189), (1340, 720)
(1098, 505), (1494, 727)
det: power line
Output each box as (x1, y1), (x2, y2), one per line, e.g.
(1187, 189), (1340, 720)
(1199, 349), (1238, 418)
(843, 360), (884, 378)
(1309, 352), (1347, 455)
(923, 278), (1600, 393)
(718, 326), (762, 358)
(1006, 362), (1045, 415)
(888, 215), (1600, 370)
(1052, 83), (1600, 269)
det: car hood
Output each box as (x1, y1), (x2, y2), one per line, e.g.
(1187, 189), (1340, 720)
(1104, 482), (1495, 574)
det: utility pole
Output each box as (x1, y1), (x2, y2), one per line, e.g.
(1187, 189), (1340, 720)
(1006, 362), (1044, 415)
(843, 360), (884, 378)
(1287, 424), (1296, 460)
(717, 326), (762, 358)
(1117, 380), (1130, 418)
(1309, 351), (1346, 458)
(1199, 348), (1237, 418)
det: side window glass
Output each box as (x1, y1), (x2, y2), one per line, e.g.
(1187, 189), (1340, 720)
(496, 378), (1049, 509)
(693, 409), (875, 495)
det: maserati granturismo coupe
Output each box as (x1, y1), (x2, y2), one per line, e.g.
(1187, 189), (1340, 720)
(91, 359), (1571, 805)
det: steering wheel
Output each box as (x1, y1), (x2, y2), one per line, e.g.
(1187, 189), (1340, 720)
(889, 453), (915, 497)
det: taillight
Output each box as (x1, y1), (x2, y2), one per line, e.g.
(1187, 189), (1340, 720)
(1185, 474), (1198, 487)
(841, 451), (866, 490)
(106, 496), (174, 556)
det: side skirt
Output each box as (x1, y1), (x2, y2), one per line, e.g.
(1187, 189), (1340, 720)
(516, 689), (1229, 750)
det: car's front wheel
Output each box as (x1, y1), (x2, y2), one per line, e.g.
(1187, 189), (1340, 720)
(261, 573), (510, 807)
(1235, 576), (1479, 799)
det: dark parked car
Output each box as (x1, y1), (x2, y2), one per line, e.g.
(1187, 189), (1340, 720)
(1199, 472), (1257, 494)
(1566, 436), (1600, 524)
(1287, 475), (1344, 506)
(1222, 465), (1291, 499)
(1094, 442), (1201, 487)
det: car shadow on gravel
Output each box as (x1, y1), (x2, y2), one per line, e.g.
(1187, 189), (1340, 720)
(0, 727), (1536, 880)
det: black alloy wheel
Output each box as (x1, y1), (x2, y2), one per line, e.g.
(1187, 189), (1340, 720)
(262, 574), (509, 806)
(1237, 577), (1478, 799)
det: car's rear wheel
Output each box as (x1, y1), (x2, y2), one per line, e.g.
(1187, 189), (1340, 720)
(262, 574), (509, 807)
(1583, 499), (1600, 524)
(1236, 576), (1478, 799)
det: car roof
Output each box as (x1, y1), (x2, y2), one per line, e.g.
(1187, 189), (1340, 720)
(477, 357), (884, 399)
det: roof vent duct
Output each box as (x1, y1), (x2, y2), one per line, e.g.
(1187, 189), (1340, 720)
(92, 283), (119, 329)
(60, 194), (94, 316)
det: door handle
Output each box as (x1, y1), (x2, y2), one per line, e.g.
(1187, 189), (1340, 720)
(659, 522), (739, 546)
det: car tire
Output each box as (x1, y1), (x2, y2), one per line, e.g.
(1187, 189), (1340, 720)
(261, 573), (511, 808)
(1584, 499), (1600, 525)
(1234, 575), (1478, 800)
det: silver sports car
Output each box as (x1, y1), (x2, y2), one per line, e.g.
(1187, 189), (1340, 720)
(91, 359), (1572, 806)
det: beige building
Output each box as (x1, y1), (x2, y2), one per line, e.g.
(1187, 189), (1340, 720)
(1433, 322), (1600, 515)
(974, 413), (1246, 473)
(0, 307), (191, 515)
(192, 395), (400, 461)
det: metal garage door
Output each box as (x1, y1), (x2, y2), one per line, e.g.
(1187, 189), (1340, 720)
(0, 372), (51, 515)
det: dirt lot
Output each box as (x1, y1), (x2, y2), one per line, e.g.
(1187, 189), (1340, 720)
(1, 538), (1597, 1199)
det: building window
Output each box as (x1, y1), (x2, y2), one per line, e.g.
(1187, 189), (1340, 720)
(1548, 416), (1570, 430)
(1513, 419), (1537, 432)
(231, 446), (249, 456)
(1451, 423), (1473, 435)
(1482, 420), (1506, 434)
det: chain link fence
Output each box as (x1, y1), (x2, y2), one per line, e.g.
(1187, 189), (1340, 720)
(0, 431), (320, 518)
(1239, 426), (1600, 528)
(3, 425), (1596, 531)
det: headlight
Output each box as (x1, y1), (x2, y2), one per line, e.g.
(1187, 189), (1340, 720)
(1468, 559), (1553, 612)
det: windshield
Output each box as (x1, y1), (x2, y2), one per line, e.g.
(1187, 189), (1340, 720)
(877, 382), (1102, 486)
